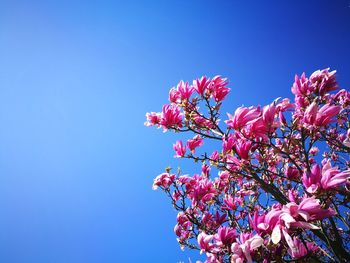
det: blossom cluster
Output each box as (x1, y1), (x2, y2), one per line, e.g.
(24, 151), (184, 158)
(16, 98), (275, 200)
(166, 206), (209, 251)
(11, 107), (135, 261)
(146, 69), (350, 262)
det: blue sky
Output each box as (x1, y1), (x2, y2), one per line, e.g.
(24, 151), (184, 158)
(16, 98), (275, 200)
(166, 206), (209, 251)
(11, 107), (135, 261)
(0, 1), (349, 262)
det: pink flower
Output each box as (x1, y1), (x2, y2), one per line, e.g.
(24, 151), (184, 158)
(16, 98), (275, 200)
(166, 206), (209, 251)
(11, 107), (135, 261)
(160, 104), (183, 129)
(208, 76), (230, 102)
(225, 154), (242, 171)
(303, 160), (350, 192)
(152, 173), (175, 190)
(186, 175), (217, 207)
(222, 133), (235, 153)
(320, 160), (350, 190)
(210, 151), (219, 161)
(197, 232), (215, 254)
(249, 211), (266, 234)
(145, 112), (161, 126)
(287, 237), (317, 259)
(302, 164), (322, 193)
(309, 68), (337, 95)
(202, 164), (210, 177)
(303, 102), (340, 127)
(297, 196), (335, 221)
(193, 76), (210, 95)
(262, 103), (277, 128)
(192, 113), (214, 129)
(214, 226), (237, 247)
(231, 233), (264, 263)
(246, 117), (269, 140)
(225, 106), (260, 130)
(177, 80), (194, 100)
(235, 139), (252, 159)
(173, 140), (186, 158)
(291, 73), (313, 96)
(187, 135), (204, 153)
(314, 104), (340, 126)
(303, 102), (318, 125)
(169, 87), (180, 103)
(276, 98), (295, 112)
(222, 195), (237, 210)
(259, 197), (335, 253)
(285, 165), (300, 180)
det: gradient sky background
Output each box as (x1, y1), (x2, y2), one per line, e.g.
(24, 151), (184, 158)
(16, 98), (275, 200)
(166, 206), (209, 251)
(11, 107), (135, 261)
(0, 1), (349, 262)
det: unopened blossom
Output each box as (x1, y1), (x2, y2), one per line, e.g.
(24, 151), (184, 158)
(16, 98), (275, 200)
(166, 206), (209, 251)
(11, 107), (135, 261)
(210, 151), (219, 161)
(285, 165), (300, 180)
(262, 103), (277, 129)
(202, 163), (210, 177)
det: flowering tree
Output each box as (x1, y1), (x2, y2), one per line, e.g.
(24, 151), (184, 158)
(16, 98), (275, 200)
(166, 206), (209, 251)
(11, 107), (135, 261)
(145, 69), (350, 263)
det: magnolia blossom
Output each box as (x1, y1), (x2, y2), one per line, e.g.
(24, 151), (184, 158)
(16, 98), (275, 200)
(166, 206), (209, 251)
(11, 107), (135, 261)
(160, 104), (183, 129)
(145, 112), (161, 126)
(303, 160), (350, 193)
(152, 173), (175, 190)
(309, 68), (337, 95)
(146, 70), (350, 262)
(231, 234), (264, 263)
(258, 197), (335, 253)
(291, 73), (312, 96)
(173, 140), (186, 158)
(287, 237), (318, 259)
(225, 106), (260, 130)
(177, 80), (194, 100)
(193, 76), (211, 95)
(187, 135), (204, 153)
(197, 232), (215, 254)
(303, 102), (340, 127)
(214, 226), (237, 247)
(208, 75), (230, 102)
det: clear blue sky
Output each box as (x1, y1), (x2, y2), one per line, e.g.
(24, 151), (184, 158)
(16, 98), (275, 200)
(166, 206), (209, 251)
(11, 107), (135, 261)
(0, 1), (349, 262)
